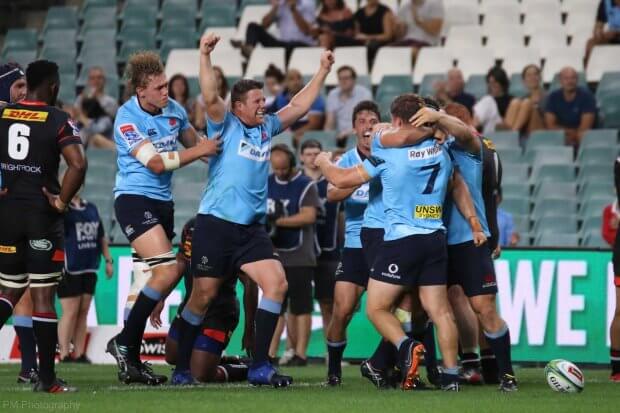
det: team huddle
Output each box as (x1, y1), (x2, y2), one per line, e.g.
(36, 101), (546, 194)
(0, 32), (522, 393)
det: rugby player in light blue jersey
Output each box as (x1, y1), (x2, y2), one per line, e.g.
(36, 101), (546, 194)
(106, 51), (221, 386)
(315, 94), (486, 391)
(171, 33), (335, 387)
(411, 104), (517, 392)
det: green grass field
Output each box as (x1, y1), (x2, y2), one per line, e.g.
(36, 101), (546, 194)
(0, 364), (618, 413)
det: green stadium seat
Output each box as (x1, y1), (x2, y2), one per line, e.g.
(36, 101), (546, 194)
(525, 145), (573, 164)
(578, 181), (614, 200)
(600, 94), (620, 129)
(549, 71), (587, 92)
(160, 6), (197, 32)
(502, 182), (530, 199)
(578, 146), (617, 168)
(376, 76), (412, 100)
(580, 229), (609, 248)
(199, 4), (237, 29)
(272, 132), (293, 148)
(533, 181), (576, 200)
(502, 197), (530, 216)
(81, 0), (117, 15)
(299, 131), (338, 151)
(595, 71), (620, 102)
(173, 183), (206, 201)
(173, 198), (201, 214)
(119, 0), (158, 21)
(580, 215), (602, 236)
(118, 26), (157, 45)
(240, 0), (269, 8)
(119, 6), (158, 30)
(172, 162), (208, 183)
(577, 164), (613, 186)
(525, 129), (565, 150)
(464, 75), (486, 100)
(579, 197), (612, 220)
(108, 223), (126, 243)
(534, 215), (578, 235)
(80, 28), (116, 47)
(2, 29), (38, 53)
(496, 147), (522, 164)
(534, 233), (579, 247)
(502, 163), (529, 184)
(162, 0), (198, 9)
(40, 48), (77, 75)
(117, 37), (157, 63)
(57, 76), (77, 105)
(418, 73), (445, 97)
(42, 29), (78, 50)
(87, 148), (117, 168)
(1, 50), (37, 69)
(81, 6), (116, 30)
(512, 214), (531, 233)
(43, 6), (78, 32)
(487, 131), (520, 149)
(579, 129), (618, 150)
(508, 73), (529, 98)
(532, 198), (578, 220)
(530, 163), (575, 184)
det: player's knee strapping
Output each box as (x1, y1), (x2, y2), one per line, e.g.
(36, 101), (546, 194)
(0, 272), (28, 289)
(126, 249), (152, 318)
(143, 250), (176, 269)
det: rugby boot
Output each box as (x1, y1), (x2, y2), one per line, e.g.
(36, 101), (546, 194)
(498, 373), (518, 392)
(360, 360), (390, 389)
(325, 374), (341, 386)
(460, 367), (483, 385)
(171, 369), (199, 385)
(33, 377), (77, 393)
(397, 338), (425, 390)
(17, 368), (39, 384)
(248, 361), (293, 388)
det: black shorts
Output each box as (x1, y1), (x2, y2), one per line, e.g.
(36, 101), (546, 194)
(613, 230), (620, 287)
(191, 214), (278, 279)
(57, 272), (97, 298)
(169, 297), (240, 355)
(361, 227), (384, 270)
(282, 266), (314, 315)
(114, 194), (175, 243)
(335, 247), (370, 288)
(0, 204), (64, 288)
(447, 241), (498, 297)
(371, 231), (447, 287)
(314, 258), (337, 301)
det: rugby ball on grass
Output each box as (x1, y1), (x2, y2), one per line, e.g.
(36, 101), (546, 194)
(544, 359), (584, 393)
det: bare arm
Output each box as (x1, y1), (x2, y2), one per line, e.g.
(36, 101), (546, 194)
(277, 51), (334, 130)
(198, 34), (227, 123)
(289, 1), (314, 36)
(411, 108), (480, 153)
(43, 144), (88, 211)
(450, 171), (486, 246)
(129, 137), (220, 175)
(100, 236), (114, 278)
(576, 112), (596, 140)
(415, 17), (442, 37)
(315, 152), (370, 188)
(327, 184), (357, 202)
(276, 205), (317, 228)
(544, 112), (560, 129)
(262, 1), (279, 28)
(379, 125), (435, 148)
(178, 125), (201, 148)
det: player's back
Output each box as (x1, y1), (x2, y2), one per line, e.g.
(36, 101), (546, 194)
(0, 101), (80, 210)
(337, 147), (369, 248)
(373, 137), (453, 241)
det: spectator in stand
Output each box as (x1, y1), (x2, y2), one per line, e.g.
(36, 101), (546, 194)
(324, 65), (372, 147)
(168, 74), (195, 125)
(473, 66), (520, 135)
(586, 0), (620, 64)
(75, 96), (115, 150)
(507, 64), (546, 136)
(392, 0), (444, 60)
(270, 69), (325, 147)
(75, 66), (118, 118)
(234, 0), (317, 60)
(434, 68), (475, 115)
(264, 64), (286, 108)
(193, 66), (230, 132)
(496, 190), (519, 247)
(544, 66), (597, 148)
(602, 197), (620, 247)
(315, 0), (356, 49)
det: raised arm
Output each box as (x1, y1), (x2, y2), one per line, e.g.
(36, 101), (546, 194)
(199, 34), (227, 123)
(450, 170), (486, 246)
(379, 124), (435, 148)
(315, 151), (370, 189)
(411, 107), (480, 153)
(277, 50), (334, 130)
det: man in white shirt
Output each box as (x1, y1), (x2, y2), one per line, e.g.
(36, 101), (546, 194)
(393, 0), (444, 56)
(236, 0), (317, 61)
(324, 66), (372, 147)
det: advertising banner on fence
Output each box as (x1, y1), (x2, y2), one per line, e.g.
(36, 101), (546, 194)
(1, 247), (616, 364)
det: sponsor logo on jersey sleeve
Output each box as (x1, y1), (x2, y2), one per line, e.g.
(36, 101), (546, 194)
(2, 109), (48, 122)
(119, 123), (144, 147)
(414, 205), (442, 219)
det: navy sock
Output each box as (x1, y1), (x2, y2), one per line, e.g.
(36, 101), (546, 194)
(327, 340), (346, 377)
(32, 312), (58, 385)
(441, 367), (459, 386)
(422, 322), (437, 370)
(461, 352), (481, 370)
(484, 325), (514, 376)
(174, 307), (203, 372)
(253, 298), (282, 365)
(480, 347), (499, 382)
(117, 288), (161, 360)
(611, 349), (620, 374)
(369, 339), (396, 371)
(0, 296), (14, 328)
(14, 315), (37, 372)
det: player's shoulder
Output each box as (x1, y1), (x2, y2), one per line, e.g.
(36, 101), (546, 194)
(166, 98), (187, 117)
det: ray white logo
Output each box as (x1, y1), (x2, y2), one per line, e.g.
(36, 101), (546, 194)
(239, 139), (270, 162)
(408, 145), (441, 161)
(29, 239), (52, 251)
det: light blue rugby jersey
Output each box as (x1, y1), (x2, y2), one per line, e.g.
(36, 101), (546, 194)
(362, 136), (385, 229)
(198, 111), (282, 225)
(362, 135), (453, 241)
(444, 137), (490, 245)
(337, 148), (369, 248)
(114, 96), (191, 201)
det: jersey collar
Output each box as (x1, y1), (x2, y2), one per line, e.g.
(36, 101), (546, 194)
(133, 96), (168, 117)
(20, 100), (46, 106)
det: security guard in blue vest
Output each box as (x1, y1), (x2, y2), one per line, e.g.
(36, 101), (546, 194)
(267, 144), (321, 366)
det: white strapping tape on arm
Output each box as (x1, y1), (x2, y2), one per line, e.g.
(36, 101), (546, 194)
(135, 141), (158, 166)
(135, 142), (181, 171)
(161, 151), (181, 171)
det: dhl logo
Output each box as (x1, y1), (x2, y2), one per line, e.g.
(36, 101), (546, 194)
(2, 109), (48, 122)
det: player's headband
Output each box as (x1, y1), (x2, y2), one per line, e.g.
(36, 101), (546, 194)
(0, 66), (25, 103)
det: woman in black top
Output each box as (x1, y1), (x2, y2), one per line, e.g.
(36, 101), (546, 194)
(316, 0), (355, 48)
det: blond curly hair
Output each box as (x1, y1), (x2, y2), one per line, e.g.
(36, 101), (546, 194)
(125, 51), (164, 92)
